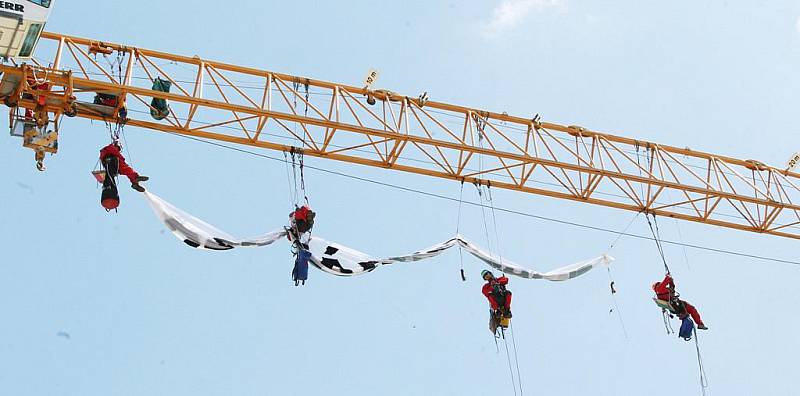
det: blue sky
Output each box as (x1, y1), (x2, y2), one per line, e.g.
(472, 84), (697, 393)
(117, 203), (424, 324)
(1, 1), (799, 395)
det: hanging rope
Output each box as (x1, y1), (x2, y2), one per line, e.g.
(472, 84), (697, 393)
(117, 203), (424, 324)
(456, 180), (466, 281)
(603, 212), (639, 340)
(289, 149), (299, 205)
(283, 151), (296, 208)
(509, 323), (524, 396)
(605, 269), (629, 340)
(299, 149), (309, 205)
(483, 175), (522, 395)
(607, 212), (641, 253)
(486, 182), (505, 268)
(693, 329), (710, 395)
(640, 143), (672, 274)
(501, 329), (519, 396)
(661, 310), (674, 334)
(303, 81), (310, 117)
(475, 182), (494, 256)
(673, 213), (692, 270)
(292, 81), (301, 147)
(645, 213), (671, 274)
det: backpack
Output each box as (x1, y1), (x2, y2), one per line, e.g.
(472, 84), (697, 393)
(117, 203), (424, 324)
(679, 317), (695, 341)
(292, 249), (311, 286)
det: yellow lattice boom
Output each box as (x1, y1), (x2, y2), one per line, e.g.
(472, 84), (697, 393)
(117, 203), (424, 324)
(2, 31), (800, 239)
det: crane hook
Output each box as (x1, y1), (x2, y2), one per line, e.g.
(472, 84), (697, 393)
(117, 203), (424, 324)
(35, 151), (46, 172)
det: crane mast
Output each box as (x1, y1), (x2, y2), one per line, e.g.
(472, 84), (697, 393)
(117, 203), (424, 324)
(2, 31), (800, 240)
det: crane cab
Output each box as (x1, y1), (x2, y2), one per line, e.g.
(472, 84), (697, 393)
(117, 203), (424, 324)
(0, 0), (53, 60)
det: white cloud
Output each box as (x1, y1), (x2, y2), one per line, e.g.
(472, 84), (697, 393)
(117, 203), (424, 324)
(481, 0), (562, 38)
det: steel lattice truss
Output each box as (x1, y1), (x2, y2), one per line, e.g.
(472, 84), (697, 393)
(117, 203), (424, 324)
(3, 31), (800, 239)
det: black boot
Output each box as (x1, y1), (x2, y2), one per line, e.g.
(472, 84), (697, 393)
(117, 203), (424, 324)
(136, 175), (149, 182)
(131, 183), (145, 192)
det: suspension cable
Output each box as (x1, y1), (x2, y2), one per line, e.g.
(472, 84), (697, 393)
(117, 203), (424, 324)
(158, 131), (800, 267)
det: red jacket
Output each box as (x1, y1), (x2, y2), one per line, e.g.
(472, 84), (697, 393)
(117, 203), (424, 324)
(653, 274), (675, 301)
(100, 144), (140, 184)
(482, 276), (509, 310)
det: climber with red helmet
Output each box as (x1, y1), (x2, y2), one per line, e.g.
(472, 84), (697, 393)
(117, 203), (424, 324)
(653, 273), (708, 330)
(98, 141), (148, 210)
(482, 270), (512, 334)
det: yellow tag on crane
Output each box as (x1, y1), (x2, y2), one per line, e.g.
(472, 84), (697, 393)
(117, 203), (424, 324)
(787, 152), (800, 171)
(363, 68), (380, 89)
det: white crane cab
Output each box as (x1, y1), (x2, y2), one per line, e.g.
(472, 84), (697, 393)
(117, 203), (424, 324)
(0, 0), (53, 60)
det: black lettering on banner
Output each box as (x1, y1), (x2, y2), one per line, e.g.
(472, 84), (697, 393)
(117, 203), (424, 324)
(1, 2), (24, 12)
(183, 239), (201, 248)
(321, 258), (353, 274)
(358, 261), (378, 271)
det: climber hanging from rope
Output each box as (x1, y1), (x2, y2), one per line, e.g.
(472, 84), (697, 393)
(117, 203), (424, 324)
(482, 270), (513, 335)
(289, 205), (315, 237)
(285, 147), (315, 285)
(652, 272), (708, 337)
(98, 140), (149, 210)
(287, 204), (316, 285)
(645, 213), (708, 339)
(100, 141), (148, 191)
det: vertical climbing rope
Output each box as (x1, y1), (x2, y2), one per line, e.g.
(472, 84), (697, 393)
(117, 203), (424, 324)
(303, 81), (310, 117)
(487, 183), (523, 395)
(475, 182), (494, 256)
(290, 150), (299, 205)
(645, 213), (671, 274)
(283, 152), (294, 206)
(693, 329), (710, 395)
(486, 183), (505, 268)
(604, 212), (640, 340)
(456, 180), (466, 281)
(509, 323), (524, 396)
(661, 310), (674, 335)
(501, 329), (519, 396)
(299, 149), (309, 205)
(605, 268), (629, 340)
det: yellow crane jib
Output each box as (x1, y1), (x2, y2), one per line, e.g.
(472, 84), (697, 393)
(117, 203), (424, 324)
(2, 31), (800, 240)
